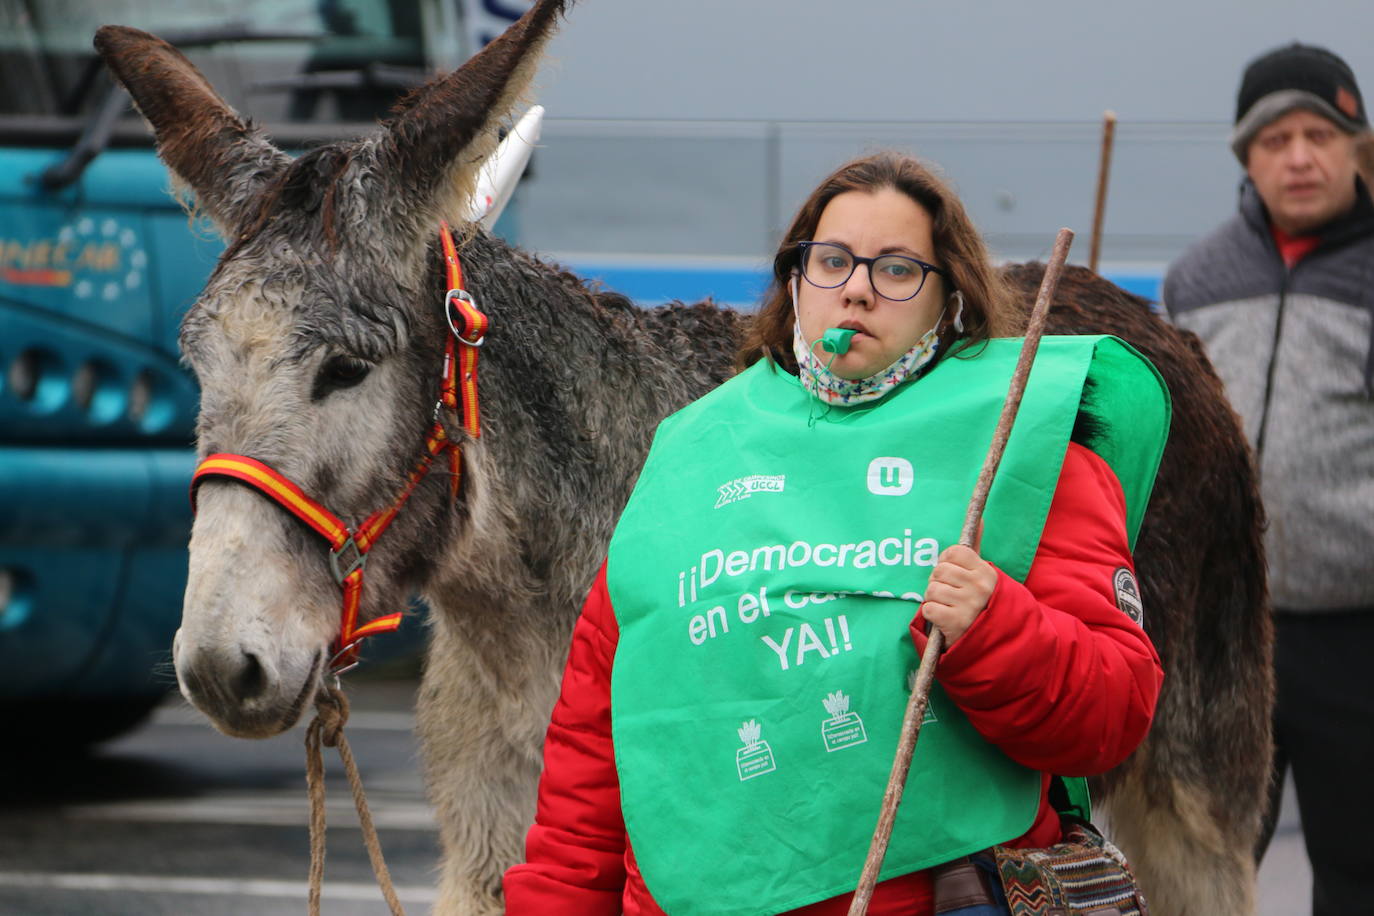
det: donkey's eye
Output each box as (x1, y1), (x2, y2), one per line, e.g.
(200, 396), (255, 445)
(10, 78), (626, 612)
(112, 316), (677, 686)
(314, 355), (373, 398)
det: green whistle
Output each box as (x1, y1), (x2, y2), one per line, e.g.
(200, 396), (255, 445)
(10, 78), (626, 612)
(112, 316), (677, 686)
(819, 328), (857, 355)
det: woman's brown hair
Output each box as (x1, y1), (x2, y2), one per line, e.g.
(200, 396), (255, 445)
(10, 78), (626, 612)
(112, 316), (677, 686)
(737, 151), (1012, 371)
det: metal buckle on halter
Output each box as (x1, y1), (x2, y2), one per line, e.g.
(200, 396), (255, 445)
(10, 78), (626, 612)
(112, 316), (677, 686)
(445, 288), (485, 347)
(327, 642), (362, 677)
(328, 536), (367, 585)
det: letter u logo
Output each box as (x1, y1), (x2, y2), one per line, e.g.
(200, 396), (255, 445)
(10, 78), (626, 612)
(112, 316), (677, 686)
(867, 457), (914, 496)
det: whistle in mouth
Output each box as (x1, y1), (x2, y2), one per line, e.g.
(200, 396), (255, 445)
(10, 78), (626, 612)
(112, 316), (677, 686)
(819, 328), (857, 355)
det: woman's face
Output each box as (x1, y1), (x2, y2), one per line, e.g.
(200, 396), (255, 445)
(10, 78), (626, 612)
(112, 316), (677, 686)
(795, 188), (947, 380)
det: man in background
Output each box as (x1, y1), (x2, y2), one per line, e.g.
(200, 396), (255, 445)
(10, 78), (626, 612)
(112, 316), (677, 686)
(1164, 43), (1374, 916)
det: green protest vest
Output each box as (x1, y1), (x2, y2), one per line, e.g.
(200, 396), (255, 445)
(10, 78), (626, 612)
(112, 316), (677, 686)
(606, 336), (1169, 916)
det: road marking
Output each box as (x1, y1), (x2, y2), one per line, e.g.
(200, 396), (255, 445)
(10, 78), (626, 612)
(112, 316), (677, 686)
(151, 704), (416, 732)
(62, 796), (438, 830)
(0, 871), (438, 904)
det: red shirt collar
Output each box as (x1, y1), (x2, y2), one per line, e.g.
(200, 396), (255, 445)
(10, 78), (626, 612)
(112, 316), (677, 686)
(1269, 223), (1321, 268)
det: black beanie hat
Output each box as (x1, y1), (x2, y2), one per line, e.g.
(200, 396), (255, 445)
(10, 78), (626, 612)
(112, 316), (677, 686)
(1231, 43), (1367, 161)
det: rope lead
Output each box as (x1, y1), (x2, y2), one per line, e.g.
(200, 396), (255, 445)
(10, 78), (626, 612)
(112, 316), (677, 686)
(305, 684), (407, 916)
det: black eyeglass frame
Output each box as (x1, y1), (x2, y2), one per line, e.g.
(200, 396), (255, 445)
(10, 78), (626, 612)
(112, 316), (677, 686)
(795, 241), (947, 302)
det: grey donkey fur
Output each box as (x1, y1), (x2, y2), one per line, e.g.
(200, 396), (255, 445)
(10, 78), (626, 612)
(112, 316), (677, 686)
(96, 4), (1270, 914)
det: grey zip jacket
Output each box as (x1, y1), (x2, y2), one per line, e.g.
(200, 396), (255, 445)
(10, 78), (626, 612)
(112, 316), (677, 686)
(1164, 179), (1374, 611)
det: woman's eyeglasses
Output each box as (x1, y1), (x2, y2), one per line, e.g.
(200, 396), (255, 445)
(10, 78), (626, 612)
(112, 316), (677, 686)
(797, 241), (946, 302)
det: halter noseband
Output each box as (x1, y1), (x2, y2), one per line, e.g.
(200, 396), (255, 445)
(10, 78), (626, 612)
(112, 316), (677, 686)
(189, 222), (486, 674)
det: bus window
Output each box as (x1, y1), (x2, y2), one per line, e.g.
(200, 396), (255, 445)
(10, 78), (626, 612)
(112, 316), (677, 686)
(0, 0), (431, 134)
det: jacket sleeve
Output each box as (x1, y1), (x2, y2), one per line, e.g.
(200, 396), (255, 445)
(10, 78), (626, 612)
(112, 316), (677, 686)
(503, 564), (626, 915)
(910, 442), (1164, 776)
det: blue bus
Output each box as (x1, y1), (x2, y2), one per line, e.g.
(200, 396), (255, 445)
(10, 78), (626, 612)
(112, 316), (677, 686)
(0, 0), (506, 747)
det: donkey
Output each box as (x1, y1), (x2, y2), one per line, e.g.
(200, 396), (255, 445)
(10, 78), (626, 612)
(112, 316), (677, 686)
(96, 3), (1270, 914)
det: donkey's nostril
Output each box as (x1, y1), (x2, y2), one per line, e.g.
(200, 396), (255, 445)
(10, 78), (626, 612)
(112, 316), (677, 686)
(233, 650), (268, 701)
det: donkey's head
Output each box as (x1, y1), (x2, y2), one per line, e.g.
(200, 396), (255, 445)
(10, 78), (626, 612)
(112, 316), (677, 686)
(95, 1), (569, 737)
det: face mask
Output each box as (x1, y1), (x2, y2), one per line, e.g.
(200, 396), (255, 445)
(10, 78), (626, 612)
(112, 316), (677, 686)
(792, 320), (943, 406)
(789, 280), (962, 407)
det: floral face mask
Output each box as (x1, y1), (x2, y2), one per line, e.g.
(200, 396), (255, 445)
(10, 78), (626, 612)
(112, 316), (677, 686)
(792, 320), (942, 406)
(791, 288), (963, 407)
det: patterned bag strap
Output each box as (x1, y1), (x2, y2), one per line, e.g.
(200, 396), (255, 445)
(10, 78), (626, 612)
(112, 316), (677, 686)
(992, 817), (1150, 916)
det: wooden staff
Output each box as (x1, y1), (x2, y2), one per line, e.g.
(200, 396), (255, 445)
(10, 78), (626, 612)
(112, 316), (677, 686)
(1088, 110), (1116, 273)
(846, 227), (1075, 916)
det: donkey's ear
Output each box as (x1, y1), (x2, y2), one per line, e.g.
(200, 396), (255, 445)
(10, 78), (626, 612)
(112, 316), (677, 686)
(371, 0), (570, 241)
(94, 25), (290, 238)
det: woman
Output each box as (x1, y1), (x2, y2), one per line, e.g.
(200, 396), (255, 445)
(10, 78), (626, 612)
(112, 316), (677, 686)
(503, 152), (1167, 915)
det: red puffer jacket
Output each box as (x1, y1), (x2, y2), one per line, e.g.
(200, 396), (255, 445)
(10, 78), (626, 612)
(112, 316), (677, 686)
(504, 443), (1163, 915)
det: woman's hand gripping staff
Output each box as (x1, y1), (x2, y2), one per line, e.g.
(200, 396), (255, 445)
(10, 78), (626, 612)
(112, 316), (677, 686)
(847, 227), (1075, 916)
(921, 541), (997, 645)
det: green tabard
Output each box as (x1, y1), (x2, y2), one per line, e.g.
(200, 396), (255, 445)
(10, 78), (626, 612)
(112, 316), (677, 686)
(606, 336), (1170, 916)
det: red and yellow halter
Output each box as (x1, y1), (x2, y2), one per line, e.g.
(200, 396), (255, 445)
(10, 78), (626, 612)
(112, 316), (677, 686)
(189, 222), (486, 674)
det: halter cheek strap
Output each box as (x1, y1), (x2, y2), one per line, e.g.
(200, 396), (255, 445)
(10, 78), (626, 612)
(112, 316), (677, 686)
(440, 221), (486, 443)
(189, 221), (484, 674)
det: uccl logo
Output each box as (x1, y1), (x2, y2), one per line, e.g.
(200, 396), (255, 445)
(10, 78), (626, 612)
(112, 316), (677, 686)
(867, 457), (913, 496)
(715, 474), (786, 508)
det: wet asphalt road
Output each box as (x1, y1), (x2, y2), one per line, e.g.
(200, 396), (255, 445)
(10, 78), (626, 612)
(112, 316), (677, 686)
(0, 676), (439, 915)
(0, 674), (1311, 915)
